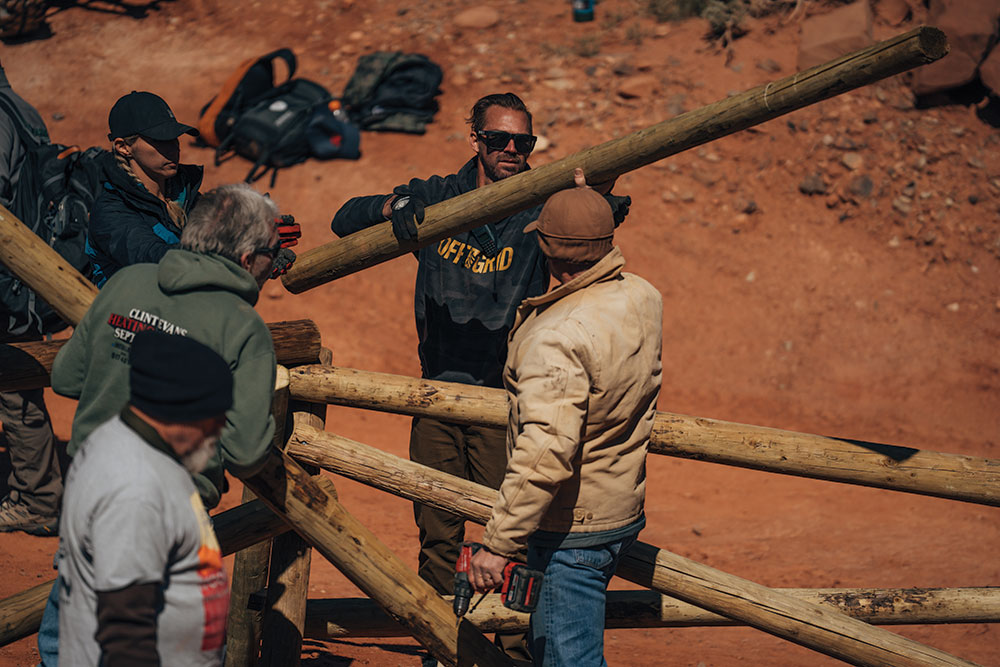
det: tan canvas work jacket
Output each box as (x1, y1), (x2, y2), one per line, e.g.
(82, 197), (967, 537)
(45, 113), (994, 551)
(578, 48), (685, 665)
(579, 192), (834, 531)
(483, 247), (663, 558)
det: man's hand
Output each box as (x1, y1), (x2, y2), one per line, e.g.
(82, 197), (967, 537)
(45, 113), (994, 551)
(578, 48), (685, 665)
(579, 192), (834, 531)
(469, 548), (508, 594)
(572, 167), (630, 225)
(389, 195), (426, 242)
(573, 166), (618, 195)
(276, 215), (301, 248)
(606, 194), (631, 226)
(270, 248), (296, 279)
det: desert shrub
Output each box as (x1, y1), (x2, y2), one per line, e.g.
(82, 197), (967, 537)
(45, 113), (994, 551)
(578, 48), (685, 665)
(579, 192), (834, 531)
(602, 9), (628, 29)
(646, 0), (805, 42)
(573, 34), (602, 57)
(625, 22), (647, 45)
(647, 0), (709, 22)
(702, 0), (747, 39)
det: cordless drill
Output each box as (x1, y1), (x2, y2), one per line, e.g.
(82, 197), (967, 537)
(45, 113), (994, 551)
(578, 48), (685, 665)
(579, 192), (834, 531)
(453, 542), (544, 617)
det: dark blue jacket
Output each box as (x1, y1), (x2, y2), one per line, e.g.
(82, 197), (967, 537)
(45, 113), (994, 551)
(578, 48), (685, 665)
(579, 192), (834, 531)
(333, 159), (549, 387)
(86, 152), (202, 287)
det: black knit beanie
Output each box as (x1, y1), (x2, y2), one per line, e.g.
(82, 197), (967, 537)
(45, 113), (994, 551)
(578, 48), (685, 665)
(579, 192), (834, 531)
(129, 330), (233, 422)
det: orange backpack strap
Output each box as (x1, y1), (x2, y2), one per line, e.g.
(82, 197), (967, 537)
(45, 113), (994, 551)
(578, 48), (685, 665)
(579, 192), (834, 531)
(198, 48), (297, 147)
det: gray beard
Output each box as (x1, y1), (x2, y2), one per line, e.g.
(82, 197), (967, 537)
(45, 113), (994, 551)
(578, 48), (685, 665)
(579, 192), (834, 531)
(182, 437), (218, 475)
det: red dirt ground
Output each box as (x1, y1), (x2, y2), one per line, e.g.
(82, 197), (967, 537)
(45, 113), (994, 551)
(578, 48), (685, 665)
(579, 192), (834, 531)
(2, 0), (998, 665)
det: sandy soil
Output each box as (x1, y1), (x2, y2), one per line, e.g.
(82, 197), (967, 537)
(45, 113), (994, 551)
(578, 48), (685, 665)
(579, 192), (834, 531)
(1, 0), (998, 664)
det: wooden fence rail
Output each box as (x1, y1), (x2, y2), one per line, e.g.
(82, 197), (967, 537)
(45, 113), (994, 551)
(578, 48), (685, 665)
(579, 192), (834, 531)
(0, 319), (322, 392)
(304, 587), (1000, 638)
(286, 424), (978, 667)
(286, 364), (1000, 507)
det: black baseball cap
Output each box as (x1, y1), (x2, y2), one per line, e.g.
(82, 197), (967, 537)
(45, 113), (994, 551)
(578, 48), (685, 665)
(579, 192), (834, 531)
(108, 91), (198, 141)
(129, 330), (233, 422)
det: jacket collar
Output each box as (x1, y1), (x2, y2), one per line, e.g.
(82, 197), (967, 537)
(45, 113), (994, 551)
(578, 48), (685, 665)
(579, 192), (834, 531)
(524, 246), (625, 308)
(120, 405), (183, 465)
(101, 152), (204, 217)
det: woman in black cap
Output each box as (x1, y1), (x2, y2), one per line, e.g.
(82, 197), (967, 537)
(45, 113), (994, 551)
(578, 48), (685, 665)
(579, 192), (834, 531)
(86, 91), (203, 287)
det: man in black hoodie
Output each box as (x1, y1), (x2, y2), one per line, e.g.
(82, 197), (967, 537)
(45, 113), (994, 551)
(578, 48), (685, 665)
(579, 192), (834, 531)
(331, 92), (630, 605)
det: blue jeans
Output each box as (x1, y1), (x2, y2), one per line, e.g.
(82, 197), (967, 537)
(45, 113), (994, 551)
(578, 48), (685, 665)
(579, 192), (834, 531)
(38, 577), (58, 666)
(527, 533), (638, 667)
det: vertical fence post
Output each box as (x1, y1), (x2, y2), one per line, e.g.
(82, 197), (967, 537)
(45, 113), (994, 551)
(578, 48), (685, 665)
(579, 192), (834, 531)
(260, 350), (331, 665)
(224, 368), (289, 665)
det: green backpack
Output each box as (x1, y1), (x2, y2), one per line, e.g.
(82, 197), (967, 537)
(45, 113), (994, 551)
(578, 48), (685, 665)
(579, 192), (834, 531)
(341, 52), (443, 134)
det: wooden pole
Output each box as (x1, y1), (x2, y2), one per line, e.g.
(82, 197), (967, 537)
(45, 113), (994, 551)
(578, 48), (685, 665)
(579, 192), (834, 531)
(243, 449), (512, 667)
(225, 367), (292, 667)
(285, 425), (978, 667)
(224, 486), (272, 667)
(0, 582), (49, 650)
(259, 354), (330, 667)
(303, 587), (1000, 638)
(285, 365), (1000, 507)
(0, 498), (289, 647)
(0, 319), (322, 392)
(0, 203), (98, 326)
(280, 27), (949, 292)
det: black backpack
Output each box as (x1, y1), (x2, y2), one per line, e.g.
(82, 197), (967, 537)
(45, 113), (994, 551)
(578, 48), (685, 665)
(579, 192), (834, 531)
(342, 52), (443, 134)
(0, 95), (106, 337)
(199, 48), (360, 186)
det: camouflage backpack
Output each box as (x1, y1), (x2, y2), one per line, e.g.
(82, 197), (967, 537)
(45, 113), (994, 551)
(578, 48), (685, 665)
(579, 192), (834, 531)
(341, 52), (443, 134)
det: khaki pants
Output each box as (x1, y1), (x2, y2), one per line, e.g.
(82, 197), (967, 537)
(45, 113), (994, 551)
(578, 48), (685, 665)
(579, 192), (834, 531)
(1, 389), (61, 516)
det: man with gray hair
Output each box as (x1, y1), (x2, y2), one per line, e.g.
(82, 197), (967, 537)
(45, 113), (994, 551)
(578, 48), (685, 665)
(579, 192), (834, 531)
(52, 182), (280, 508)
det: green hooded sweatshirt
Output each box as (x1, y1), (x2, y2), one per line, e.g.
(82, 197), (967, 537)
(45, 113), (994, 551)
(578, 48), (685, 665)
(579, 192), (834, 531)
(51, 249), (276, 508)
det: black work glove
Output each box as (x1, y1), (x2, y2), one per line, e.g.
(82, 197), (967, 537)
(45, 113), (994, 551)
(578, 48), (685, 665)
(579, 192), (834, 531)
(270, 247), (296, 280)
(604, 194), (632, 227)
(389, 195), (425, 242)
(276, 214), (301, 248)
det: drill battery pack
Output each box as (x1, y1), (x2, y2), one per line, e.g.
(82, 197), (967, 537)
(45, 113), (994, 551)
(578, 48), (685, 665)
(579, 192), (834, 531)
(500, 562), (544, 613)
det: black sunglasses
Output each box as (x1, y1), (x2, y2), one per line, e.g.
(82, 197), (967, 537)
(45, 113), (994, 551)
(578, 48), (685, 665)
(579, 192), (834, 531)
(253, 239), (282, 259)
(476, 130), (537, 154)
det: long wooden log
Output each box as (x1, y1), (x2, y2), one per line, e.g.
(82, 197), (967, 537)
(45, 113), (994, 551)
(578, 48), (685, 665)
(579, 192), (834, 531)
(304, 587), (1000, 638)
(243, 449), (511, 667)
(286, 425), (977, 667)
(0, 203), (99, 326)
(0, 319), (322, 392)
(0, 498), (289, 647)
(281, 27), (948, 292)
(286, 365), (1000, 507)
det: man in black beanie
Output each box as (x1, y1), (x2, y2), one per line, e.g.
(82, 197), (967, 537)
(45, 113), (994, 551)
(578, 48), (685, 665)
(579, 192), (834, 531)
(58, 330), (232, 667)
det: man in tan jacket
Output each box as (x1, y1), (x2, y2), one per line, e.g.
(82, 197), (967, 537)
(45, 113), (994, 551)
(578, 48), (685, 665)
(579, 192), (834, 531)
(471, 169), (663, 666)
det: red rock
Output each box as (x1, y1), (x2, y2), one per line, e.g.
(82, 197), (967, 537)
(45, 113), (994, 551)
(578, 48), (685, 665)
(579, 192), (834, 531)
(874, 0), (912, 26)
(617, 74), (659, 99)
(910, 0), (1000, 95)
(453, 6), (500, 30)
(798, 1), (873, 70)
